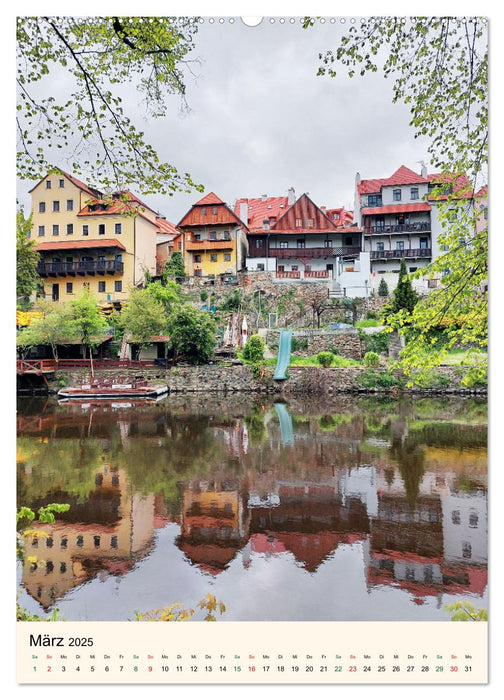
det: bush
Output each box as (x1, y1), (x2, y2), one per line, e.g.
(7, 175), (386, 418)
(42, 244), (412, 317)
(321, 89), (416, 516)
(361, 329), (390, 355)
(166, 306), (217, 365)
(242, 334), (265, 363)
(291, 337), (308, 352)
(359, 369), (404, 389)
(378, 278), (389, 297)
(363, 351), (380, 367)
(316, 351), (334, 368)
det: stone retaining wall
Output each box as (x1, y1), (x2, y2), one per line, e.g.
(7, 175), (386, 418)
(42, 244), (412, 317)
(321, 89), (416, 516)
(265, 328), (362, 360)
(45, 364), (486, 396)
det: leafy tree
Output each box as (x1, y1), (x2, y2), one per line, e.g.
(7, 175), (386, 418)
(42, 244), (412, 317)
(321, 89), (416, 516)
(17, 16), (203, 196)
(117, 287), (168, 355)
(242, 334), (265, 363)
(16, 299), (73, 361)
(70, 289), (109, 375)
(146, 279), (181, 311)
(306, 16), (488, 377)
(16, 210), (40, 307)
(166, 305), (217, 365)
(163, 251), (185, 281)
(378, 278), (389, 297)
(390, 259), (418, 314)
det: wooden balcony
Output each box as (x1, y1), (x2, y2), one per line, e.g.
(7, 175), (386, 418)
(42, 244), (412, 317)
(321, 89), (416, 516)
(365, 222), (430, 234)
(37, 260), (124, 277)
(186, 239), (233, 250)
(269, 246), (360, 259)
(370, 248), (431, 260)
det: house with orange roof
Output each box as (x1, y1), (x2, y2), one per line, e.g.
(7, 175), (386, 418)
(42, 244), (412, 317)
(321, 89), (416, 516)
(235, 188), (370, 297)
(29, 171), (161, 304)
(177, 192), (249, 280)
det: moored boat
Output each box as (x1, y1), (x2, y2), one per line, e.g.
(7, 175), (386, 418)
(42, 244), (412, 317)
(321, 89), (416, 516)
(57, 376), (168, 399)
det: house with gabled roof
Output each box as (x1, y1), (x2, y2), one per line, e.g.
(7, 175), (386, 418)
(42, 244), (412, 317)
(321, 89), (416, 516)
(178, 192), (249, 280)
(235, 189), (370, 297)
(354, 165), (434, 286)
(29, 170), (161, 305)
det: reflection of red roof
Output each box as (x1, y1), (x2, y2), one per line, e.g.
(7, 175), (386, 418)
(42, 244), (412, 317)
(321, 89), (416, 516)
(275, 531), (365, 573)
(250, 533), (287, 555)
(35, 238), (126, 251)
(362, 203), (431, 216)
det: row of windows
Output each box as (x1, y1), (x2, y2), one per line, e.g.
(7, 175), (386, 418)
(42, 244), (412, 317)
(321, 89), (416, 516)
(57, 280), (123, 294)
(373, 239), (429, 251)
(45, 178), (66, 189)
(39, 200), (74, 213)
(452, 510), (479, 527)
(31, 534), (119, 549)
(37, 222), (122, 237)
(367, 188), (420, 206)
(192, 230), (231, 241)
(194, 253), (232, 263)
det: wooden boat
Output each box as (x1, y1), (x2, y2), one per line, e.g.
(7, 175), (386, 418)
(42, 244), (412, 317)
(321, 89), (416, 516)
(58, 376), (168, 399)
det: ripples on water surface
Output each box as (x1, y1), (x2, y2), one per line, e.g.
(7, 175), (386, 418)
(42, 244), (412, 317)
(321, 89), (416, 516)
(16, 394), (487, 622)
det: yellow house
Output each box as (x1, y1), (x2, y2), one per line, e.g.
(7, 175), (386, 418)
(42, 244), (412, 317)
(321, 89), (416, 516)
(178, 192), (248, 279)
(29, 171), (160, 304)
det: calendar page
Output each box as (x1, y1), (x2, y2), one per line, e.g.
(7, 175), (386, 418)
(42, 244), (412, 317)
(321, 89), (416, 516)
(14, 2), (490, 691)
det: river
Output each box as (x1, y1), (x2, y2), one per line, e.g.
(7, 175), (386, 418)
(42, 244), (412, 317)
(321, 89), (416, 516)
(16, 393), (487, 622)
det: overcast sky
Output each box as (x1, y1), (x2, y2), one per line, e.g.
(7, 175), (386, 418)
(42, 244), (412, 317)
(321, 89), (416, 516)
(17, 15), (438, 224)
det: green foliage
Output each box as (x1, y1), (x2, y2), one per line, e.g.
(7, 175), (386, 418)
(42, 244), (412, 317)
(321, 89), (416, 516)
(390, 260), (418, 315)
(460, 363), (488, 388)
(316, 351), (334, 367)
(70, 289), (109, 373)
(145, 279), (181, 312)
(17, 605), (65, 621)
(16, 299), (74, 361)
(308, 16), (488, 384)
(163, 252), (185, 281)
(359, 369), (404, 389)
(363, 351), (380, 367)
(166, 305), (217, 364)
(219, 290), (242, 312)
(407, 368), (452, 389)
(250, 362), (265, 379)
(17, 17), (203, 196)
(116, 287), (167, 347)
(378, 278), (389, 297)
(200, 289), (208, 302)
(360, 329), (390, 355)
(136, 594), (226, 622)
(291, 336), (308, 352)
(444, 602), (488, 622)
(242, 334), (265, 363)
(16, 210), (40, 306)
(17, 503), (70, 526)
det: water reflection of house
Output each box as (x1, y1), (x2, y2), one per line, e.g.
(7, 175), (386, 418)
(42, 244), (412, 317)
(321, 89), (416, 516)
(248, 480), (370, 572)
(21, 466), (156, 610)
(367, 465), (487, 602)
(176, 479), (249, 576)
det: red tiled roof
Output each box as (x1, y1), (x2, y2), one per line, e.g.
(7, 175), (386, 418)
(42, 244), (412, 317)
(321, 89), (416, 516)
(78, 190), (157, 219)
(427, 173), (474, 200)
(194, 191), (225, 206)
(35, 238), (126, 251)
(234, 196), (289, 229)
(156, 217), (179, 235)
(362, 203), (431, 216)
(358, 165), (429, 197)
(178, 192), (243, 227)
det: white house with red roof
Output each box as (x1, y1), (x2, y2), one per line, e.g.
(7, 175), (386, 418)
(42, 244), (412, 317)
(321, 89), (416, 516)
(354, 165), (435, 288)
(235, 189), (371, 297)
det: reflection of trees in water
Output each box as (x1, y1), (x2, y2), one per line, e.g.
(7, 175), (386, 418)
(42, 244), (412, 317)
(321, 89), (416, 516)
(391, 437), (426, 511)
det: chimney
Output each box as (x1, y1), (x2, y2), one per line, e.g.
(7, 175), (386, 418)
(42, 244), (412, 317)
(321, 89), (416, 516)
(288, 187), (295, 205)
(321, 206), (327, 212)
(421, 163), (428, 179)
(355, 172), (361, 185)
(239, 200), (248, 225)
(261, 194), (268, 202)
